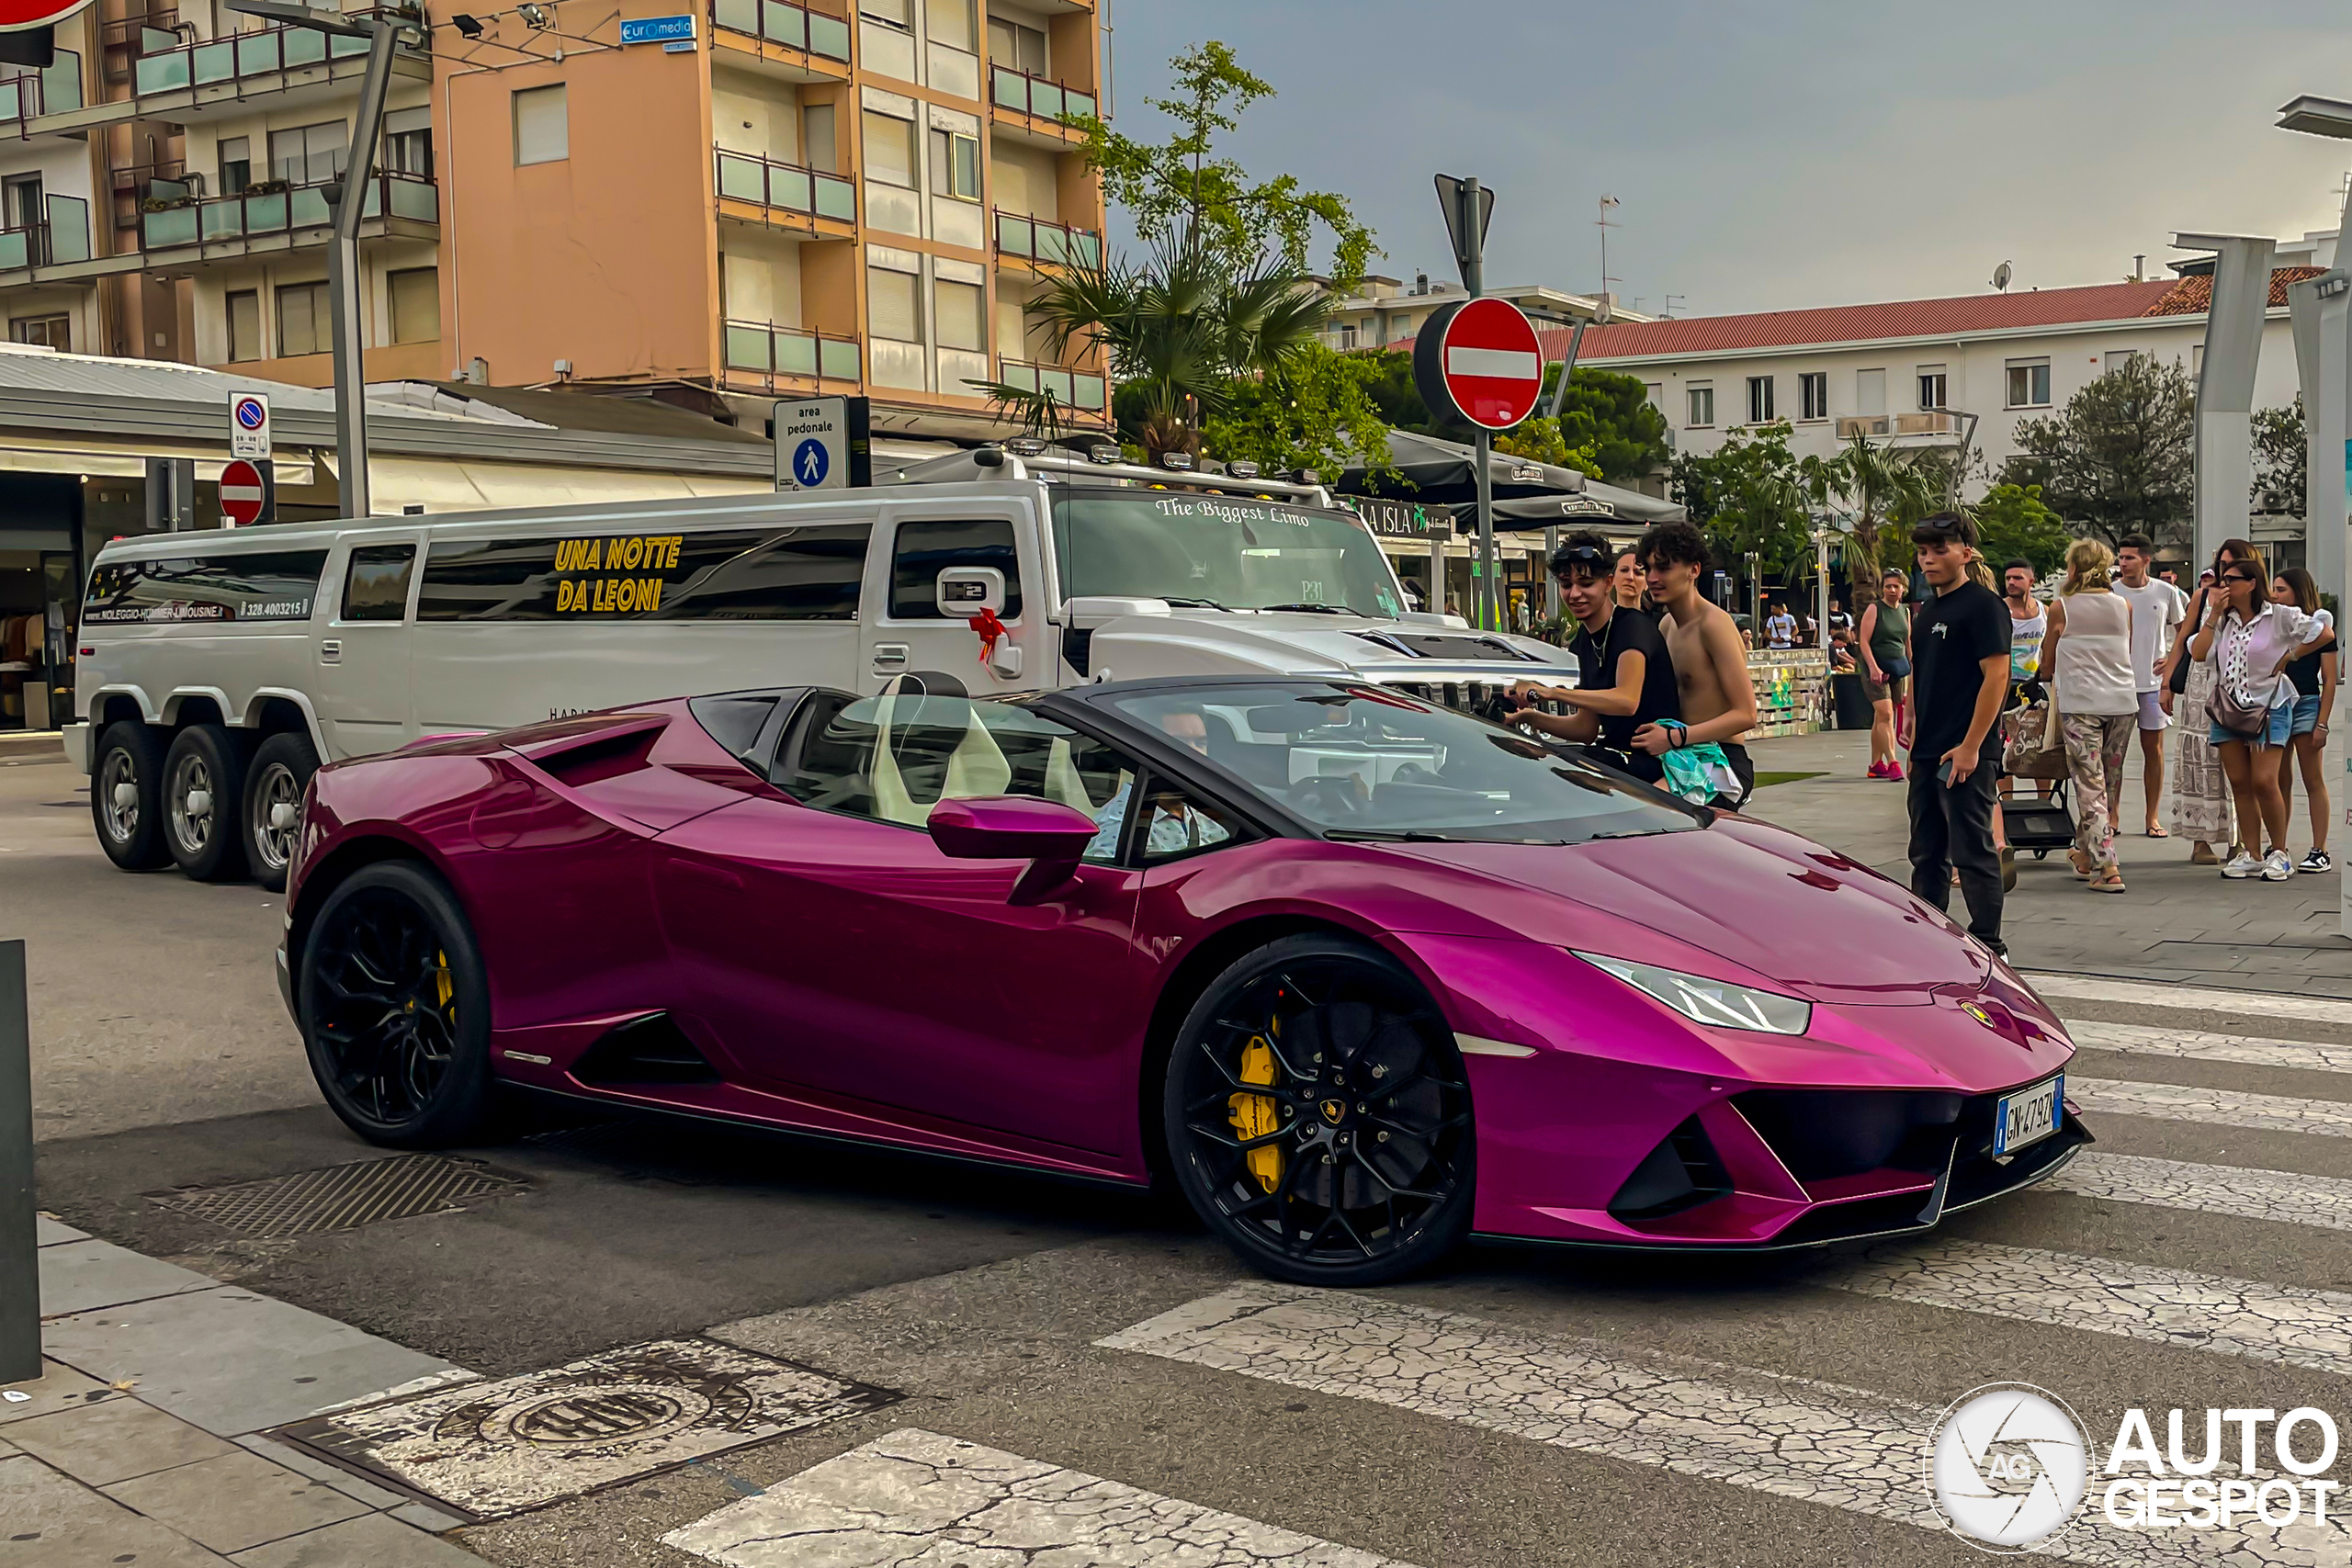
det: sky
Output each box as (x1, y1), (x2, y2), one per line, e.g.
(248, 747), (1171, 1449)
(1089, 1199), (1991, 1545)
(1103, 0), (2352, 318)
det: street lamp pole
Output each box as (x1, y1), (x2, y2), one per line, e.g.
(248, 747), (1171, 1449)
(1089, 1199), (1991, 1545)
(229, 0), (401, 519)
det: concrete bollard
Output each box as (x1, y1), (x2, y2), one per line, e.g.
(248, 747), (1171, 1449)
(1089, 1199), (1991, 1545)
(0, 939), (34, 1385)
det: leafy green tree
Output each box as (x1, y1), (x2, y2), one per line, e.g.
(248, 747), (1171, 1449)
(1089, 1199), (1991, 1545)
(1532, 366), (1671, 481)
(1492, 417), (1601, 479)
(2004, 355), (2195, 547)
(1668, 424), (1814, 609)
(1202, 343), (1394, 477)
(1969, 482), (2069, 578)
(1808, 433), (1941, 588)
(1069, 41), (1374, 289)
(1360, 350), (1433, 433)
(2254, 396), (2306, 517)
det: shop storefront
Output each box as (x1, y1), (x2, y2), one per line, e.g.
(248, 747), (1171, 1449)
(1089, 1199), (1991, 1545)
(1, 474), (85, 732)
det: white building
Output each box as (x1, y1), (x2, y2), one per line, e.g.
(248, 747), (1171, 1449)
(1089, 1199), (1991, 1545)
(1323, 274), (1646, 353)
(1553, 265), (2322, 553)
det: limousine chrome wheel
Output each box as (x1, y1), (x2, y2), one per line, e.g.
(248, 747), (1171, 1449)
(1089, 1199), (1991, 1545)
(300, 860), (496, 1148)
(161, 724), (249, 882)
(243, 732), (318, 893)
(1165, 934), (1476, 1287)
(90, 720), (170, 871)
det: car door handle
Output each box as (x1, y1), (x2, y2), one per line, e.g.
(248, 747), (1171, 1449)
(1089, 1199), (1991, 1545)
(871, 643), (909, 671)
(318, 639), (341, 664)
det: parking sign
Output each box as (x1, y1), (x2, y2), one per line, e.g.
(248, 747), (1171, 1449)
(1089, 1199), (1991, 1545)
(230, 393), (271, 461)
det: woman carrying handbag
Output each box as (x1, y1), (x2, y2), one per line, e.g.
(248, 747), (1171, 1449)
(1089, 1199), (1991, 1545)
(2188, 542), (2335, 880)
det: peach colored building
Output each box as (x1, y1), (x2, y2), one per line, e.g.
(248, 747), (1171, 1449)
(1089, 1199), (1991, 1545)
(0, 0), (1110, 439)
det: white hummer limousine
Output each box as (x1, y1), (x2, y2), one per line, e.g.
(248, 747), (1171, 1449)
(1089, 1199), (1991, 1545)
(72, 446), (1577, 889)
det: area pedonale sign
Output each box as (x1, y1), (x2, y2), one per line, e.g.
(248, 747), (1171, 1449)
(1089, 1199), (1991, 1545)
(0, 0), (95, 31)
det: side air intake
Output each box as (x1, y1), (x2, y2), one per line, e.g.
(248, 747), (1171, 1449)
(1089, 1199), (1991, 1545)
(1607, 1117), (1731, 1222)
(570, 1012), (721, 1086)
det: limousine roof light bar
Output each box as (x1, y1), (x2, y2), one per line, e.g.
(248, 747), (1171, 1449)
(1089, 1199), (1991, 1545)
(889, 444), (1338, 508)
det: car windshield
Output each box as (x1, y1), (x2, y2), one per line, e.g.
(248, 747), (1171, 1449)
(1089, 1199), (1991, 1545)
(1104, 683), (1704, 844)
(1051, 491), (1406, 617)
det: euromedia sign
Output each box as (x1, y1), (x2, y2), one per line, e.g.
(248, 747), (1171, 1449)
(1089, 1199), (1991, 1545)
(1928, 1383), (2346, 1552)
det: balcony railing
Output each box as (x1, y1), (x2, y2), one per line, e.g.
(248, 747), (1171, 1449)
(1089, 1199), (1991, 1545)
(1835, 412), (1962, 440)
(996, 355), (1104, 412)
(0, 51), (84, 119)
(714, 148), (855, 224)
(722, 320), (860, 382)
(989, 65), (1092, 123)
(137, 171), (435, 250)
(0, 197), (92, 270)
(132, 19), (387, 95)
(708, 0), (850, 61)
(993, 209), (1099, 269)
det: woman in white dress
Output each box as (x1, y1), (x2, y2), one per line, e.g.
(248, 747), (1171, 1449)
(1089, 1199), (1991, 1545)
(2163, 544), (2256, 860)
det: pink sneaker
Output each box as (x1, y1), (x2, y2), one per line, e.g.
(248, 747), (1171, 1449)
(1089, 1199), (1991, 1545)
(1884, 761), (1905, 781)
(1866, 761), (1888, 779)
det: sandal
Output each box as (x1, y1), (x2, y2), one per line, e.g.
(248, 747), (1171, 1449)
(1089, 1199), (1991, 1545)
(2145, 825), (2169, 838)
(2189, 842), (2221, 866)
(2068, 849), (2094, 878)
(2089, 871), (2126, 894)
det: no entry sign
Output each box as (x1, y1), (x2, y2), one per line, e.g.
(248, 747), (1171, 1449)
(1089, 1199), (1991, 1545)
(1411, 297), (1544, 432)
(0, 0), (95, 33)
(219, 458), (270, 526)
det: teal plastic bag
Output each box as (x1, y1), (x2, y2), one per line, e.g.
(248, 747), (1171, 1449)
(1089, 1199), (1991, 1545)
(1659, 740), (1741, 806)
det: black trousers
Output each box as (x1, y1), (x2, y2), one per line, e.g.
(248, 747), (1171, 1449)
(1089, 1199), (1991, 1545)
(1907, 759), (2005, 954)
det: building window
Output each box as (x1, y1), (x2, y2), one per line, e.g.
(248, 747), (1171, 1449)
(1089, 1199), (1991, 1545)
(1388, 312), (1412, 340)
(1645, 381), (1664, 411)
(217, 135), (251, 195)
(867, 264), (919, 342)
(8, 313), (66, 350)
(2005, 358), (2051, 408)
(1335, 322), (1358, 350)
(933, 276), (983, 352)
(859, 0), (910, 28)
(1688, 383), (1713, 427)
(383, 107), (432, 178)
(927, 126), (978, 200)
(925, 0), (972, 50)
(1917, 365), (1947, 410)
(1855, 367), (1886, 415)
(863, 108), (916, 186)
(2104, 349), (2140, 376)
(226, 288), (261, 361)
(803, 103), (837, 172)
(513, 84), (568, 166)
(276, 279), (331, 357)
(268, 120), (347, 186)
(988, 14), (1045, 73)
(1799, 370), (1827, 420)
(1746, 375), (1774, 423)
(389, 266), (439, 344)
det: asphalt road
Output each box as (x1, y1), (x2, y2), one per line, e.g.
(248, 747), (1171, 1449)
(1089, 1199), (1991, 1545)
(18, 752), (2352, 1565)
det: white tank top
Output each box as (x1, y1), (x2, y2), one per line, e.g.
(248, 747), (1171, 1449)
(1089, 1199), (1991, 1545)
(2052, 590), (2137, 716)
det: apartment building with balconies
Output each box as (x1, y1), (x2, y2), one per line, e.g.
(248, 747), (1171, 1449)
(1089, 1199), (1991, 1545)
(0, 0), (1107, 439)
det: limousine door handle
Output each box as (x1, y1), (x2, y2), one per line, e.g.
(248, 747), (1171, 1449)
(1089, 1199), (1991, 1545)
(871, 643), (909, 671)
(318, 639), (342, 665)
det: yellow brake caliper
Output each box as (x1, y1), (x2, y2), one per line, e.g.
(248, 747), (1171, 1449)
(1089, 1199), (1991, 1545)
(434, 951), (454, 1015)
(1227, 1018), (1283, 1193)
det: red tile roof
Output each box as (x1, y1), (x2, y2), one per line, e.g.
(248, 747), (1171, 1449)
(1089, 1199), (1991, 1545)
(1544, 281), (2177, 362)
(2142, 265), (2326, 317)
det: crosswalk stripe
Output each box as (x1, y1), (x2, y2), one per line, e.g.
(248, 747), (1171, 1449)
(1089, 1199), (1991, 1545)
(2068, 1020), (2352, 1076)
(1101, 1283), (2327, 1564)
(662, 1426), (1415, 1567)
(2046, 1151), (2352, 1233)
(1830, 1236), (2352, 1379)
(2073, 1077), (2352, 1136)
(2029, 973), (2352, 1028)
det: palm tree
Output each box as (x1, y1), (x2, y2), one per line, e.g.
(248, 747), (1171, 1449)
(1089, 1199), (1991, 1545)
(969, 232), (1332, 463)
(1822, 433), (1939, 588)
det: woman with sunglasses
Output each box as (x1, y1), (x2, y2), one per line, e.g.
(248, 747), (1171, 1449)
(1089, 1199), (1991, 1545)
(2187, 544), (2335, 880)
(1860, 568), (1911, 779)
(2270, 567), (2337, 873)
(2162, 550), (2247, 863)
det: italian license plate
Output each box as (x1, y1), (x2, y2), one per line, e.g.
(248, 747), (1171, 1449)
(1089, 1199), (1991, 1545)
(1994, 1074), (2064, 1158)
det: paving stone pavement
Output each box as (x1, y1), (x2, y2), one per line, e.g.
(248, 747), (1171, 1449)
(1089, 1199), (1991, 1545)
(3, 1215), (483, 1566)
(1745, 727), (2352, 996)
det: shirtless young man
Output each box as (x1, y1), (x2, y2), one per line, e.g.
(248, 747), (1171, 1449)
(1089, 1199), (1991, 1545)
(1634, 521), (1760, 807)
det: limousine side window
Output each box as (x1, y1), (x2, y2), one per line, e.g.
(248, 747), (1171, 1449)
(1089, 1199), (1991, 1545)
(340, 545), (417, 622)
(83, 550), (329, 625)
(414, 525), (867, 621)
(887, 519), (1022, 619)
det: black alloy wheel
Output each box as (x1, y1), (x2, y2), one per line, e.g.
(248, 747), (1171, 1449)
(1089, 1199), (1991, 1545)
(90, 719), (170, 871)
(1165, 934), (1476, 1286)
(300, 860), (496, 1148)
(243, 731), (320, 893)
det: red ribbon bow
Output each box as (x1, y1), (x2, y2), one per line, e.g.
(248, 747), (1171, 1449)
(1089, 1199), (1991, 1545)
(968, 606), (1007, 665)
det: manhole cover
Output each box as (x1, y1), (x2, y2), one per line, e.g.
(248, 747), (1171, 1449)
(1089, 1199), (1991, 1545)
(154, 1154), (526, 1238)
(269, 1338), (896, 1517)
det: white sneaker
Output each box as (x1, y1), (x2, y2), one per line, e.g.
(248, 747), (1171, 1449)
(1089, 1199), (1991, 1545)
(2222, 852), (2263, 879)
(2300, 850), (2334, 874)
(2262, 850), (2295, 882)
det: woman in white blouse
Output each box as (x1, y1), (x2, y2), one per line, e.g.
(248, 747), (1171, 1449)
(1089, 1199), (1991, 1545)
(2188, 545), (2335, 881)
(2038, 539), (2139, 893)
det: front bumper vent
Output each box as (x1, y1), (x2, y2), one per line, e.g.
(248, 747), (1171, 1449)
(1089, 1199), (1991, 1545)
(1607, 1116), (1731, 1221)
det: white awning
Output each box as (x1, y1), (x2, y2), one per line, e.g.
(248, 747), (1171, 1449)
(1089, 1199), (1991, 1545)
(340, 456), (775, 514)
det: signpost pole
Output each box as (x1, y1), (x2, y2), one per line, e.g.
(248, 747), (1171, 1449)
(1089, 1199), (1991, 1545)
(0, 939), (35, 1387)
(1460, 178), (1496, 631)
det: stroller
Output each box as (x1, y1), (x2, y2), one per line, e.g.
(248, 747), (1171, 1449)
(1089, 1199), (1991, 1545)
(1999, 682), (2077, 859)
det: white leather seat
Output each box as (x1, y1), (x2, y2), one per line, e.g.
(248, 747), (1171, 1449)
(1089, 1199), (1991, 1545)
(938, 710), (1012, 801)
